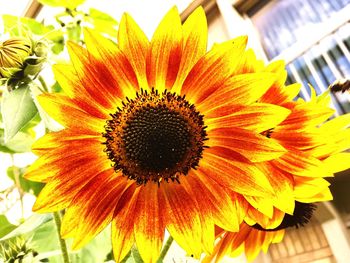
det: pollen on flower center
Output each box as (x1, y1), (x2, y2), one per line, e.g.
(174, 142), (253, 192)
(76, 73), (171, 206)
(103, 88), (207, 185)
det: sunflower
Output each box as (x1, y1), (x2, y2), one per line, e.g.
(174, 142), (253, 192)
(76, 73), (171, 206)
(24, 6), (296, 262)
(204, 51), (350, 262)
(245, 52), (350, 228)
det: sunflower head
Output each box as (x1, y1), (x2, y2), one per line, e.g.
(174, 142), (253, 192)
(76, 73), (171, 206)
(103, 88), (207, 185)
(0, 35), (48, 90)
(25, 5), (350, 263)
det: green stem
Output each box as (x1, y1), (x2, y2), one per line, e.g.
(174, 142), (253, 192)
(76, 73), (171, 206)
(10, 154), (24, 221)
(38, 75), (49, 92)
(53, 211), (70, 263)
(157, 236), (174, 263)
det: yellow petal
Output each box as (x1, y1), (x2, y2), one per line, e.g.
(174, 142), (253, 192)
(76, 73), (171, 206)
(245, 195), (274, 218)
(321, 112), (350, 131)
(162, 183), (202, 258)
(206, 103), (291, 133)
(182, 36), (247, 104)
(82, 30), (138, 98)
(37, 93), (105, 133)
(323, 152), (350, 173)
(112, 185), (140, 262)
(65, 171), (129, 250)
(134, 184), (165, 263)
(147, 7), (182, 92)
(198, 72), (277, 115)
(172, 6), (207, 93)
(296, 188), (333, 203)
(201, 150), (274, 197)
(52, 64), (110, 118)
(278, 102), (335, 131)
(294, 177), (331, 202)
(118, 13), (150, 88)
(271, 150), (333, 178)
(207, 127), (286, 162)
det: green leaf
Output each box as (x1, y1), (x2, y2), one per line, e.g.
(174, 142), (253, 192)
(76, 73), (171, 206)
(30, 83), (62, 132)
(66, 23), (82, 42)
(0, 215), (16, 239)
(89, 8), (118, 25)
(1, 214), (113, 262)
(72, 226), (112, 263)
(1, 85), (38, 142)
(23, 57), (46, 76)
(0, 144), (15, 153)
(38, 0), (86, 10)
(51, 82), (62, 93)
(87, 8), (118, 37)
(0, 113), (40, 153)
(119, 250), (134, 263)
(48, 32), (65, 54)
(2, 15), (54, 36)
(30, 220), (59, 256)
(131, 246), (144, 263)
(0, 217), (59, 262)
(20, 112), (41, 136)
(25, 220), (112, 262)
(7, 166), (44, 196)
(0, 129), (15, 153)
(2, 130), (35, 153)
(0, 214), (52, 241)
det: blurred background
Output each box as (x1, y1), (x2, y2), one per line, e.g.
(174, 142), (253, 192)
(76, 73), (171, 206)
(0, 0), (350, 262)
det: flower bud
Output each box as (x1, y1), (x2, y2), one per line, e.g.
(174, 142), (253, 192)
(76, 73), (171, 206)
(0, 36), (48, 90)
(0, 37), (32, 78)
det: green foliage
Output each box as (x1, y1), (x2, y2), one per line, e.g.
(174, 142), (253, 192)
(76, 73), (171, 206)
(70, 226), (112, 263)
(0, 129), (16, 153)
(0, 112), (40, 153)
(66, 23), (82, 42)
(118, 246), (144, 263)
(87, 8), (118, 37)
(1, 214), (113, 263)
(30, 83), (62, 132)
(0, 216), (16, 239)
(29, 220), (60, 262)
(0, 214), (52, 242)
(48, 31), (65, 54)
(1, 84), (38, 142)
(2, 15), (54, 36)
(23, 56), (46, 76)
(38, 0), (86, 10)
(0, 236), (42, 263)
(2, 15), (65, 55)
(7, 166), (44, 196)
(0, 129), (35, 153)
(131, 246), (144, 263)
(51, 82), (62, 93)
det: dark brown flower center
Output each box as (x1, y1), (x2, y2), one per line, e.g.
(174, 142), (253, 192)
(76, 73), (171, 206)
(103, 88), (207, 185)
(252, 202), (316, 231)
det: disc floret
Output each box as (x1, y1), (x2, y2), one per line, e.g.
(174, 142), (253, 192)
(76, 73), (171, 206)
(103, 88), (207, 185)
